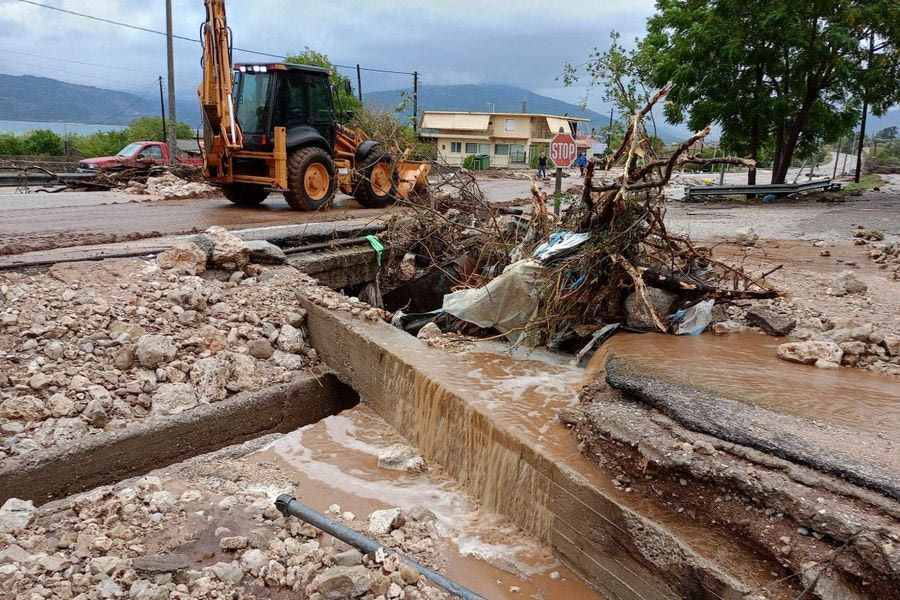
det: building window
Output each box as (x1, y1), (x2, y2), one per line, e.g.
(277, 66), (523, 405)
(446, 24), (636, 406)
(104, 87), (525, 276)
(465, 142), (478, 154)
(505, 118), (516, 132)
(450, 141), (462, 153)
(494, 144), (509, 156)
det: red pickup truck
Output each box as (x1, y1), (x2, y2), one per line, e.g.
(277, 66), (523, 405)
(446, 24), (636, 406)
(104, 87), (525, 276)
(76, 141), (203, 172)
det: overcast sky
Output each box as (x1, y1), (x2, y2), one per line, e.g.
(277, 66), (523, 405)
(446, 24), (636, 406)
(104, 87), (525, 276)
(0, 0), (656, 109)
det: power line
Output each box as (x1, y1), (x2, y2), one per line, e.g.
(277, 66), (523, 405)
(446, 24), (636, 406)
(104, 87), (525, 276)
(0, 48), (157, 74)
(16, 0), (417, 76)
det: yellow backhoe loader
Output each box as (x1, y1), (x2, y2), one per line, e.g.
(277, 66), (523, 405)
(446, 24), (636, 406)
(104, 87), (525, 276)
(198, 0), (429, 210)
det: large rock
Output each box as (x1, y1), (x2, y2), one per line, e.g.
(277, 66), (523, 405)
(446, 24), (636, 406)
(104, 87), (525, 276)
(734, 227), (759, 246)
(151, 383), (198, 416)
(0, 394), (47, 421)
(0, 498), (36, 533)
(244, 240), (287, 264)
(745, 307), (796, 337)
(156, 241), (207, 275)
(239, 548), (268, 576)
(367, 508), (405, 535)
(776, 341), (843, 368)
(205, 226), (249, 271)
(313, 565), (372, 599)
(225, 352), (259, 391)
(136, 334), (177, 369)
(81, 398), (110, 428)
(829, 270), (867, 296)
(211, 561), (244, 583)
(624, 288), (676, 330)
(276, 323), (307, 354)
(132, 553), (190, 573)
(377, 444), (427, 473)
(190, 356), (229, 403)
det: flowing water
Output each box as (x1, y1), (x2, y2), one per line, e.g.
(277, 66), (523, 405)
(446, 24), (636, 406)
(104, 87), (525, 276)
(591, 331), (900, 435)
(268, 405), (601, 599)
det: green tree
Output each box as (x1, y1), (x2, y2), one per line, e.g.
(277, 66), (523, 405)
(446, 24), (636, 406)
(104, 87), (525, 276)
(641, 0), (900, 183)
(73, 117), (196, 158)
(876, 126), (898, 140)
(22, 129), (63, 155)
(0, 132), (24, 155)
(284, 47), (362, 123)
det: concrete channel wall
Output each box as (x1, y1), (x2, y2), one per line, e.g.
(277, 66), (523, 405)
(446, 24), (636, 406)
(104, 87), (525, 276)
(298, 299), (750, 600)
(0, 374), (357, 506)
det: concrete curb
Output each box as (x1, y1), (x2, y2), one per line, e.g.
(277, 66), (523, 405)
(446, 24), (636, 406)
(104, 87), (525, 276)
(0, 374), (357, 506)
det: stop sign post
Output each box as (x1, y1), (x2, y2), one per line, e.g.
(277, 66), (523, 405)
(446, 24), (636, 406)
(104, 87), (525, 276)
(549, 131), (577, 214)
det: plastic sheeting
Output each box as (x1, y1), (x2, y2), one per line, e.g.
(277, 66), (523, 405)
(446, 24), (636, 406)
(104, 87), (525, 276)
(531, 231), (590, 263)
(671, 299), (715, 335)
(442, 259), (544, 343)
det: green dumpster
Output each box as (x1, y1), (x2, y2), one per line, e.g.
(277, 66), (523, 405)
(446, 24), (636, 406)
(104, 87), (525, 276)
(475, 154), (490, 170)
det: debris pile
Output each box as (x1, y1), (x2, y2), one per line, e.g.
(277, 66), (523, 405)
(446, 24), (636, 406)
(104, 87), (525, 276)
(0, 228), (328, 458)
(0, 456), (451, 599)
(384, 86), (776, 349)
(123, 171), (216, 199)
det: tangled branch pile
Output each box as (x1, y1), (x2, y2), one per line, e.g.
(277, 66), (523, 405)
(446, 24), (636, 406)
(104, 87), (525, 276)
(386, 85), (779, 347)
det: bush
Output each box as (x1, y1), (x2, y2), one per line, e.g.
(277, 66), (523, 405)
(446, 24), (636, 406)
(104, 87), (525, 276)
(462, 154), (476, 170)
(74, 117), (196, 158)
(0, 132), (24, 155)
(349, 107), (435, 161)
(22, 129), (63, 155)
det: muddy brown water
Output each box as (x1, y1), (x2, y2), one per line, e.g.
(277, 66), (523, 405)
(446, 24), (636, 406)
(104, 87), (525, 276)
(591, 331), (900, 435)
(266, 405), (601, 599)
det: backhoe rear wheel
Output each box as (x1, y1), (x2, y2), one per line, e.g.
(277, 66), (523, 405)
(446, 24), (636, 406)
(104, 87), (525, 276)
(353, 147), (398, 209)
(222, 183), (269, 206)
(284, 146), (336, 211)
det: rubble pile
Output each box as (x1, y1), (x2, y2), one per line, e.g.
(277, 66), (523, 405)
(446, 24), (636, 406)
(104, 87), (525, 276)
(0, 457), (450, 599)
(124, 172), (216, 199)
(861, 238), (900, 281)
(0, 228), (329, 458)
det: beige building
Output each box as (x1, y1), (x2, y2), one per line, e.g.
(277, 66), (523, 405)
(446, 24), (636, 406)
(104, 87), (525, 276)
(420, 111), (589, 168)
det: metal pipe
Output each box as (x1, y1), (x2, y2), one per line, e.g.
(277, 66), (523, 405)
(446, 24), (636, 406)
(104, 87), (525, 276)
(274, 495), (485, 600)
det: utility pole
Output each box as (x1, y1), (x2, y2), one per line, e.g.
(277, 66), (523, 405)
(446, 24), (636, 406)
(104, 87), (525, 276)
(854, 33), (874, 184)
(833, 138), (841, 179)
(158, 76), (167, 142)
(412, 71), (418, 132)
(356, 64), (362, 102)
(165, 0), (177, 163)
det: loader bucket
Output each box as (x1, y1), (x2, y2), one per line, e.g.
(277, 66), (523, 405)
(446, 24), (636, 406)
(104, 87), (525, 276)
(396, 160), (431, 199)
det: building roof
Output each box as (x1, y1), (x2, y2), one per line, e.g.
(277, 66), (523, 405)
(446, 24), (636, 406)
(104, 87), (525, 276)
(422, 110), (589, 122)
(421, 113), (491, 131)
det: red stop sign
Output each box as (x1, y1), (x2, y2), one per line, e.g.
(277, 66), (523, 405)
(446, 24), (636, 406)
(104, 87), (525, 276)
(549, 132), (577, 168)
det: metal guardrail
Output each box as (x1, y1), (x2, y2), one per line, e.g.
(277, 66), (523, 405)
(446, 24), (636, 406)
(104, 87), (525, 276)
(684, 177), (841, 198)
(0, 172), (95, 187)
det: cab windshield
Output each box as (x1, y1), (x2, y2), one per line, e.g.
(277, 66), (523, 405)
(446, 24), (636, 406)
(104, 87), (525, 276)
(116, 142), (143, 158)
(234, 71), (272, 135)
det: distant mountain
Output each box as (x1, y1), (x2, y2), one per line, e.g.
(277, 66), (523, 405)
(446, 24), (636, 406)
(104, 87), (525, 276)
(868, 109), (900, 135)
(0, 74), (200, 127)
(364, 83), (691, 142)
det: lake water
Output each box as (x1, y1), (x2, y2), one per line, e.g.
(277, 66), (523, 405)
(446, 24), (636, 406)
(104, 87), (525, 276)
(0, 120), (125, 136)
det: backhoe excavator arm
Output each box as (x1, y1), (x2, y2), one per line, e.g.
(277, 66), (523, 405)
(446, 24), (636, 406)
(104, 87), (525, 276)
(198, 0), (242, 152)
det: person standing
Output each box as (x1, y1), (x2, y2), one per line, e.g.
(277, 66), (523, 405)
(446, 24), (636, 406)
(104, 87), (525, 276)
(538, 152), (548, 179)
(576, 151), (588, 176)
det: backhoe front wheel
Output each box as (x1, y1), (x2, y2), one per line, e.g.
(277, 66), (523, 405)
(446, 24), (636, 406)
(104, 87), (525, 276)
(354, 148), (398, 209)
(222, 183), (269, 206)
(284, 147), (336, 211)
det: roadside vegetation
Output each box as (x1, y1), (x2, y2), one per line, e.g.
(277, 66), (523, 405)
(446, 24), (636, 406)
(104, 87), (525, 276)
(0, 117), (195, 159)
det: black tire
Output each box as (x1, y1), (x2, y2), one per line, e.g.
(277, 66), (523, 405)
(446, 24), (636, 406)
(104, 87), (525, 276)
(353, 147), (399, 209)
(284, 146), (337, 211)
(222, 183), (268, 205)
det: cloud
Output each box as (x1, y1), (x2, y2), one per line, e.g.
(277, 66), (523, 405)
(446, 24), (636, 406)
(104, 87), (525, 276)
(0, 0), (656, 114)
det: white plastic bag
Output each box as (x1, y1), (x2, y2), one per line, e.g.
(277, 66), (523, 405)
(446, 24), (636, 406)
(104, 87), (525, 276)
(672, 299), (714, 335)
